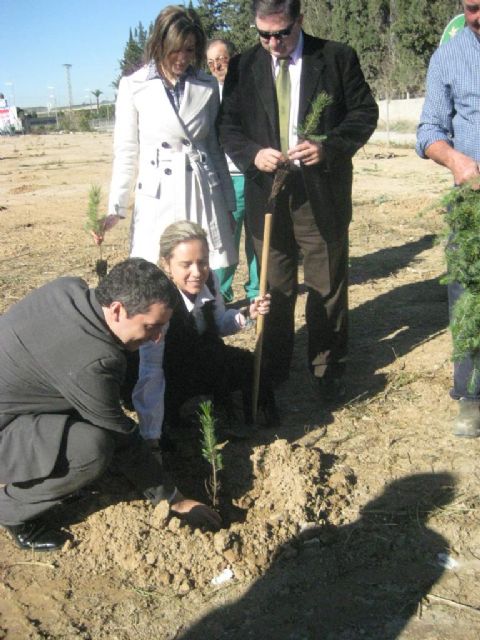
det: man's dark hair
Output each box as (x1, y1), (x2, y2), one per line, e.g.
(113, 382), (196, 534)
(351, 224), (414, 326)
(207, 38), (237, 57)
(252, 0), (301, 20)
(95, 258), (178, 316)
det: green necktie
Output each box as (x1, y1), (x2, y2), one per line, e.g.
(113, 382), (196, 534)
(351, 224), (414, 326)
(275, 57), (291, 155)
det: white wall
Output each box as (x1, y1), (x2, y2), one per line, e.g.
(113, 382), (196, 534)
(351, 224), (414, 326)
(377, 97), (425, 125)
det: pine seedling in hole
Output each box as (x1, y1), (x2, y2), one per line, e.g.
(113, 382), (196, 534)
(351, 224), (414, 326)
(198, 400), (224, 508)
(84, 184), (107, 280)
(85, 184), (102, 234)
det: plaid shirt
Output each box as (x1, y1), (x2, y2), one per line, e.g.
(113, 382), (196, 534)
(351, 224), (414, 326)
(417, 27), (480, 163)
(145, 60), (195, 112)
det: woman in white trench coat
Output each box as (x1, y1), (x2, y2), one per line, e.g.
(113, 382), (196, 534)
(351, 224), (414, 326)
(95, 6), (238, 450)
(100, 5), (237, 271)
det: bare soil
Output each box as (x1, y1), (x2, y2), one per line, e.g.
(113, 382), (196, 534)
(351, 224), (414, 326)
(1, 133), (480, 640)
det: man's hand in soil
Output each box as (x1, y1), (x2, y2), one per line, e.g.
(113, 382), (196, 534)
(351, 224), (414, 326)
(170, 496), (222, 531)
(91, 214), (121, 245)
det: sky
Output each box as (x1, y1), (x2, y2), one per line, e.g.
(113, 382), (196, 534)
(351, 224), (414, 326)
(2, 0), (175, 109)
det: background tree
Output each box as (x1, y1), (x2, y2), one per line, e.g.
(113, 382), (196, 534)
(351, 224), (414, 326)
(134, 21), (149, 52)
(91, 89), (103, 111)
(391, 0), (461, 96)
(195, 0), (227, 39)
(327, 0), (461, 97)
(303, 0), (333, 39)
(222, 0), (258, 51)
(113, 22), (149, 89)
(330, 0), (390, 94)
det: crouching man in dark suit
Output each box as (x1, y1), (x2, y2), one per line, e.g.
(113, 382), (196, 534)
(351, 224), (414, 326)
(218, 0), (378, 401)
(0, 258), (221, 551)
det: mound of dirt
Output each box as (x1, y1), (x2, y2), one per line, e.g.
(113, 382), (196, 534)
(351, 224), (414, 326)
(62, 440), (352, 596)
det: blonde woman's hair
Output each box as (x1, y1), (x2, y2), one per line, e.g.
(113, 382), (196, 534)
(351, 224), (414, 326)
(160, 220), (209, 262)
(145, 5), (207, 71)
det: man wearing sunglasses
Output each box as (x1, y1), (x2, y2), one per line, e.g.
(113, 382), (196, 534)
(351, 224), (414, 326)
(219, 0), (377, 402)
(417, 2), (480, 437)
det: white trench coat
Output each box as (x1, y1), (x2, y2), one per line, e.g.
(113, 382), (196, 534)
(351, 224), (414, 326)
(108, 66), (237, 269)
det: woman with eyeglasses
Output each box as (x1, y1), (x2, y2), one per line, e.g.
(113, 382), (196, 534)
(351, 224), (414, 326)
(95, 5), (236, 274)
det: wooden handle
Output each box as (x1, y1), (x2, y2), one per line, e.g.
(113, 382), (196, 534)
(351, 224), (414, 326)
(252, 213), (273, 421)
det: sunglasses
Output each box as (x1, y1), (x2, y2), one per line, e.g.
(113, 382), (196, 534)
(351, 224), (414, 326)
(256, 21), (296, 41)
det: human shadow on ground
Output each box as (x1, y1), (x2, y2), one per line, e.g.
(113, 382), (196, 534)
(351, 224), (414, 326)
(232, 235), (437, 309)
(346, 274), (448, 400)
(349, 234), (437, 285)
(177, 472), (455, 640)
(231, 235), (445, 437)
(269, 274), (448, 443)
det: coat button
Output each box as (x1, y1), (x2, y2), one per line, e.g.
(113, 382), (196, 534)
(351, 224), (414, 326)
(138, 182), (142, 189)
(150, 160), (155, 165)
(164, 168), (172, 175)
(182, 138), (190, 146)
(186, 164), (193, 172)
(161, 141), (170, 148)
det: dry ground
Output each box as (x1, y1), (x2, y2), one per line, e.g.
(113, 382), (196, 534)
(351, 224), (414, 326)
(1, 133), (480, 639)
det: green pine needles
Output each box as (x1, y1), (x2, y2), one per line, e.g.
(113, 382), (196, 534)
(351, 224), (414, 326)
(85, 184), (103, 235)
(198, 400), (224, 508)
(296, 91), (333, 143)
(442, 184), (480, 388)
(269, 91), (332, 208)
(84, 184), (108, 280)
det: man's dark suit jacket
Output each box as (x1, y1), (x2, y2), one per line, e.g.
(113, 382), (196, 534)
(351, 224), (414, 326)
(218, 33), (378, 243)
(0, 278), (135, 484)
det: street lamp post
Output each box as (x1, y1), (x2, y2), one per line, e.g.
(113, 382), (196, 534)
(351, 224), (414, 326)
(48, 86), (59, 129)
(63, 64), (73, 111)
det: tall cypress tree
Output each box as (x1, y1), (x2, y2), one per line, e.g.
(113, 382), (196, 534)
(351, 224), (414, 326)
(221, 0), (258, 52)
(196, 0), (227, 38)
(303, 0), (333, 39)
(392, 0), (461, 94)
(134, 21), (149, 51)
(330, 0), (389, 93)
(113, 24), (146, 89)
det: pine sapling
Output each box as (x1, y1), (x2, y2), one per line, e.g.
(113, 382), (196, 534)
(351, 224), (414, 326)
(84, 184), (107, 280)
(198, 400), (224, 508)
(269, 91), (332, 209)
(295, 91), (333, 143)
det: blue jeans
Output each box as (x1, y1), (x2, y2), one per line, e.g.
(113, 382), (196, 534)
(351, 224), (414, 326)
(448, 279), (480, 399)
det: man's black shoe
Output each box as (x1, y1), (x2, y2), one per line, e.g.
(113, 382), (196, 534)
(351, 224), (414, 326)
(2, 520), (67, 552)
(317, 377), (346, 404)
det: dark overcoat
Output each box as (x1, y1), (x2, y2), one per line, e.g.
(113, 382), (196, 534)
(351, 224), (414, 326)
(0, 278), (135, 484)
(218, 32), (379, 243)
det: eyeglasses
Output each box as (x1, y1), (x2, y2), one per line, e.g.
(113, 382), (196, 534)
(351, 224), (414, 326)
(207, 56), (229, 67)
(256, 21), (295, 41)
(465, 4), (480, 12)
